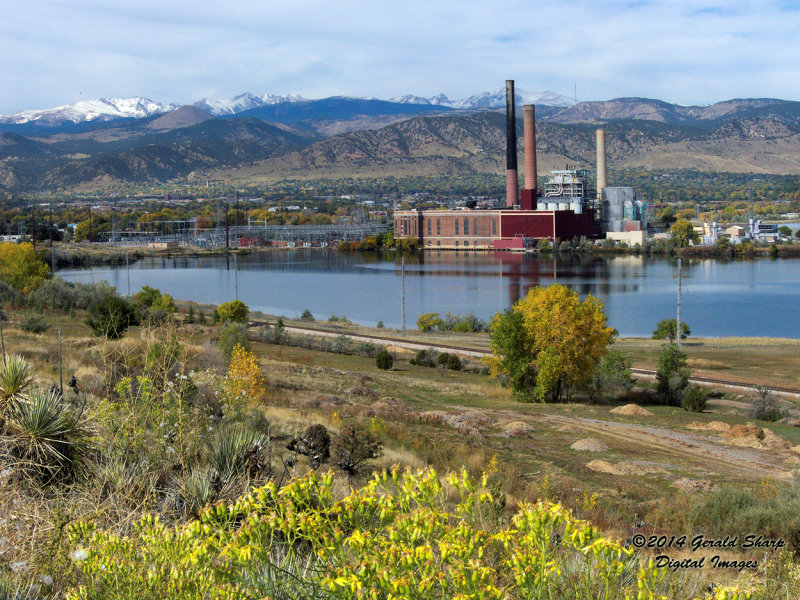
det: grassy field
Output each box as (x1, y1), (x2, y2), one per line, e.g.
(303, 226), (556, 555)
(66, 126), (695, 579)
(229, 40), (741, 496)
(2, 303), (799, 594)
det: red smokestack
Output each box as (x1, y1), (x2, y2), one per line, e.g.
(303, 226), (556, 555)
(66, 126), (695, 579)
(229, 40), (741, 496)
(505, 80), (518, 208)
(523, 104), (537, 193)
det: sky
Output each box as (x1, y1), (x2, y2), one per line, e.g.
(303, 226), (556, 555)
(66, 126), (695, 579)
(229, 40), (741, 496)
(2, 0), (800, 115)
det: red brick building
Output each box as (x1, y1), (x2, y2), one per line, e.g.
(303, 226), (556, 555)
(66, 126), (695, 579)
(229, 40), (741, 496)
(393, 208), (599, 250)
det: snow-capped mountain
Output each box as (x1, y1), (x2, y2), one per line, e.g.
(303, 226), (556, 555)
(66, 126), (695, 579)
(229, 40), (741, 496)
(390, 88), (575, 109)
(193, 92), (305, 116)
(0, 97), (177, 125)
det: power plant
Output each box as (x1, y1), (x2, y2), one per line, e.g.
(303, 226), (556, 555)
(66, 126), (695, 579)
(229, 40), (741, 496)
(393, 79), (647, 249)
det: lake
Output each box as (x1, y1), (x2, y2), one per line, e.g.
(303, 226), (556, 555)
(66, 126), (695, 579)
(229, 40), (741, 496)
(58, 250), (800, 338)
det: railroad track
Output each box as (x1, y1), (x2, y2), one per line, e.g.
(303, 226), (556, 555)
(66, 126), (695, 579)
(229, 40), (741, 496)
(257, 321), (800, 398)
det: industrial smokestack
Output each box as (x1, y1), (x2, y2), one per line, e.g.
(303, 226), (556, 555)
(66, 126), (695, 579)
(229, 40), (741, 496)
(506, 80), (518, 208)
(523, 104), (537, 192)
(596, 128), (607, 199)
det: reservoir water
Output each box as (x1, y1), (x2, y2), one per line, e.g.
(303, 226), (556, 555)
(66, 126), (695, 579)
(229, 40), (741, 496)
(58, 250), (800, 338)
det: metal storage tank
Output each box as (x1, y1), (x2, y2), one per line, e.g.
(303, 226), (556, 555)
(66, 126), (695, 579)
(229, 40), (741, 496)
(536, 202), (547, 210)
(558, 202), (569, 211)
(570, 201), (582, 214)
(547, 202), (558, 210)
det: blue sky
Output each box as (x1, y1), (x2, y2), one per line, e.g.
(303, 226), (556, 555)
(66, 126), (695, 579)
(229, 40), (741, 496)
(1, 0), (799, 114)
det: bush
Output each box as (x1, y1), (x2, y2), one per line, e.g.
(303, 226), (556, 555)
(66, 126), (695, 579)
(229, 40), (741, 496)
(332, 424), (383, 483)
(299, 309), (314, 321)
(375, 348), (393, 370)
(581, 350), (635, 404)
(445, 353), (462, 371)
(749, 386), (785, 421)
(417, 312), (442, 331)
(218, 323), (250, 361)
(682, 385), (708, 412)
(327, 313), (352, 325)
(652, 318), (691, 342)
(329, 334), (351, 354)
(217, 300), (249, 323)
(411, 348), (438, 367)
(287, 424), (331, 469)
(353, 342), (378, 357)
(86, 295), (139, 339)
(376, 321), (384, 328)
(655, 343), (690, 406)
(19, 310), (48, 333)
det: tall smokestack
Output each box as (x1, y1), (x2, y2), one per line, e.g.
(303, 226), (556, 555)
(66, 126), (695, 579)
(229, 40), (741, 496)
(506, 80), (518, 208)
(596, 128), (607, 199)
(523, 104), (537, 192)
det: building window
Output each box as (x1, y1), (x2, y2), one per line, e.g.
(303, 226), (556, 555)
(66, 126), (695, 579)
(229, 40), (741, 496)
(427, 220), (431, 236)
(455, 220), (459, 235)
(474, 217), (478, 236)
(455, 241), (459, 247)
(492, 218), (497, 235)
(437, 240), (440, 246)
(464, 240), (469, 247)
(463, 217), (469, 236)
(436, 218), (441, 235)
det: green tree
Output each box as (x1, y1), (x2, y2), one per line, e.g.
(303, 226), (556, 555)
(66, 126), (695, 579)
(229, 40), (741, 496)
(0, 242), (50, 293)
(217, 300), (249, 323)
(375, 348), (393, 371)
(659, 206), (677, 225)
(655, 343), (690, 406)
(670, 219), (700, 247)
(652, 318), (691, 342)
(86, 296), (139, 339)
(416, 312), (442, 331)
(581, 350), (635, 403)
(779, 225), (792, 237)
(486, 285), (614, 402)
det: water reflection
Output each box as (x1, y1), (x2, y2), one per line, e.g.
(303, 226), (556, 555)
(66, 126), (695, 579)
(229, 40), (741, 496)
(58, 249), (800, 338)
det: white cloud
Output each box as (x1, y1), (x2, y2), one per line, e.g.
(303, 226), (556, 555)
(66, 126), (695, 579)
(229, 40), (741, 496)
(1, 0), (798, 114)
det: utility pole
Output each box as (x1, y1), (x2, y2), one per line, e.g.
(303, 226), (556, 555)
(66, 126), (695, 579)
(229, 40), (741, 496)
(401, 256), (406, 333)
(48, 205), (55, 273)
(676, 257), (683, 351)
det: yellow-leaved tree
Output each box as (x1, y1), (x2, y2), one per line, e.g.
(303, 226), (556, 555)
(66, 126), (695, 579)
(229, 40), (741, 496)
(486, 284), (614, 402)
(222, 344), (266, 406)
(0, 242), (50, 293)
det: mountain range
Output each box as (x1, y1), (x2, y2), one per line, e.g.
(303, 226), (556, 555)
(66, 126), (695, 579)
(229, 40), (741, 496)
(2, 92), (800, 192)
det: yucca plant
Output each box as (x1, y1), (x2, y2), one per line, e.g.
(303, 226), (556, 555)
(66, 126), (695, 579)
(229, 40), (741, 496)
(208, 424), (266, 479)
(0, 576), (44, 600)
(0, 354), (36, 416)
(177, 466), (217, 516)
(4, 388), (88, 483)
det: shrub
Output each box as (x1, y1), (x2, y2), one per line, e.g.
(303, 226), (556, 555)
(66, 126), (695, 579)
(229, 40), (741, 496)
(375, 348), (393, 370)
(19, 310), (48, 333)
(287, 424), (331, 469)
(299, 309), (314, 321)
(655, 343), (690, 406)
(217, 300), (248, 323)
(652, 318), (691, 342)
(332, 424), (383, 484)
(411, 347), (439, 367)
(376, 321), (384, 328)
(218, 323), (250, 361)
(445, 353), (462, 371)
(222, 344), (266, 406)
(327, 313), (351, 325)
(749, 386), (785, 421)
(581, 350), (635, 403)
(437, 352), (451, 366)
(682, 385), (708, 412)
(330, 334), (351, 354)
(86, 295), (139, 339)
(353, 342), (378, 357)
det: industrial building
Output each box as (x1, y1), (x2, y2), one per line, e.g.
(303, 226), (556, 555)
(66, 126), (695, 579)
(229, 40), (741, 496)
(394, 80), (647, 250)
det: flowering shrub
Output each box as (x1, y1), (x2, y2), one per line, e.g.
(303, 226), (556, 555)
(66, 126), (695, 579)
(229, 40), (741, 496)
(221, 344), (265, 406)
(66, 468), (753, 600)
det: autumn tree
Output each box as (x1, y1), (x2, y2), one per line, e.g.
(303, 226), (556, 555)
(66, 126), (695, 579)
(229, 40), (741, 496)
(0, 242), (50, 292)
(222, 344), (266, 406)
(670, 219), (700, 247)
(486, 285), (615, 402)
(217, 300), (249, 323)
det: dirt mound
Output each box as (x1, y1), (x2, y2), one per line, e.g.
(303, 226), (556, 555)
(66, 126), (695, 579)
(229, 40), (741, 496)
(779, 418), (800, 427)
(586, 460), (667, 476)
(419, 411), (447, 424)
(610, 404), (654, 417)
(417, 410), (490, 437)
(720, 422), (791, 450)
(348, 385), (377, 398)
(686, 421), (731, 432)
(296, 395), (351, 410)
(571, 438), (609, 452)
(499, 420), (534, 438)
(672, 478), (718, 493)
(366, 397), (406, 419)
